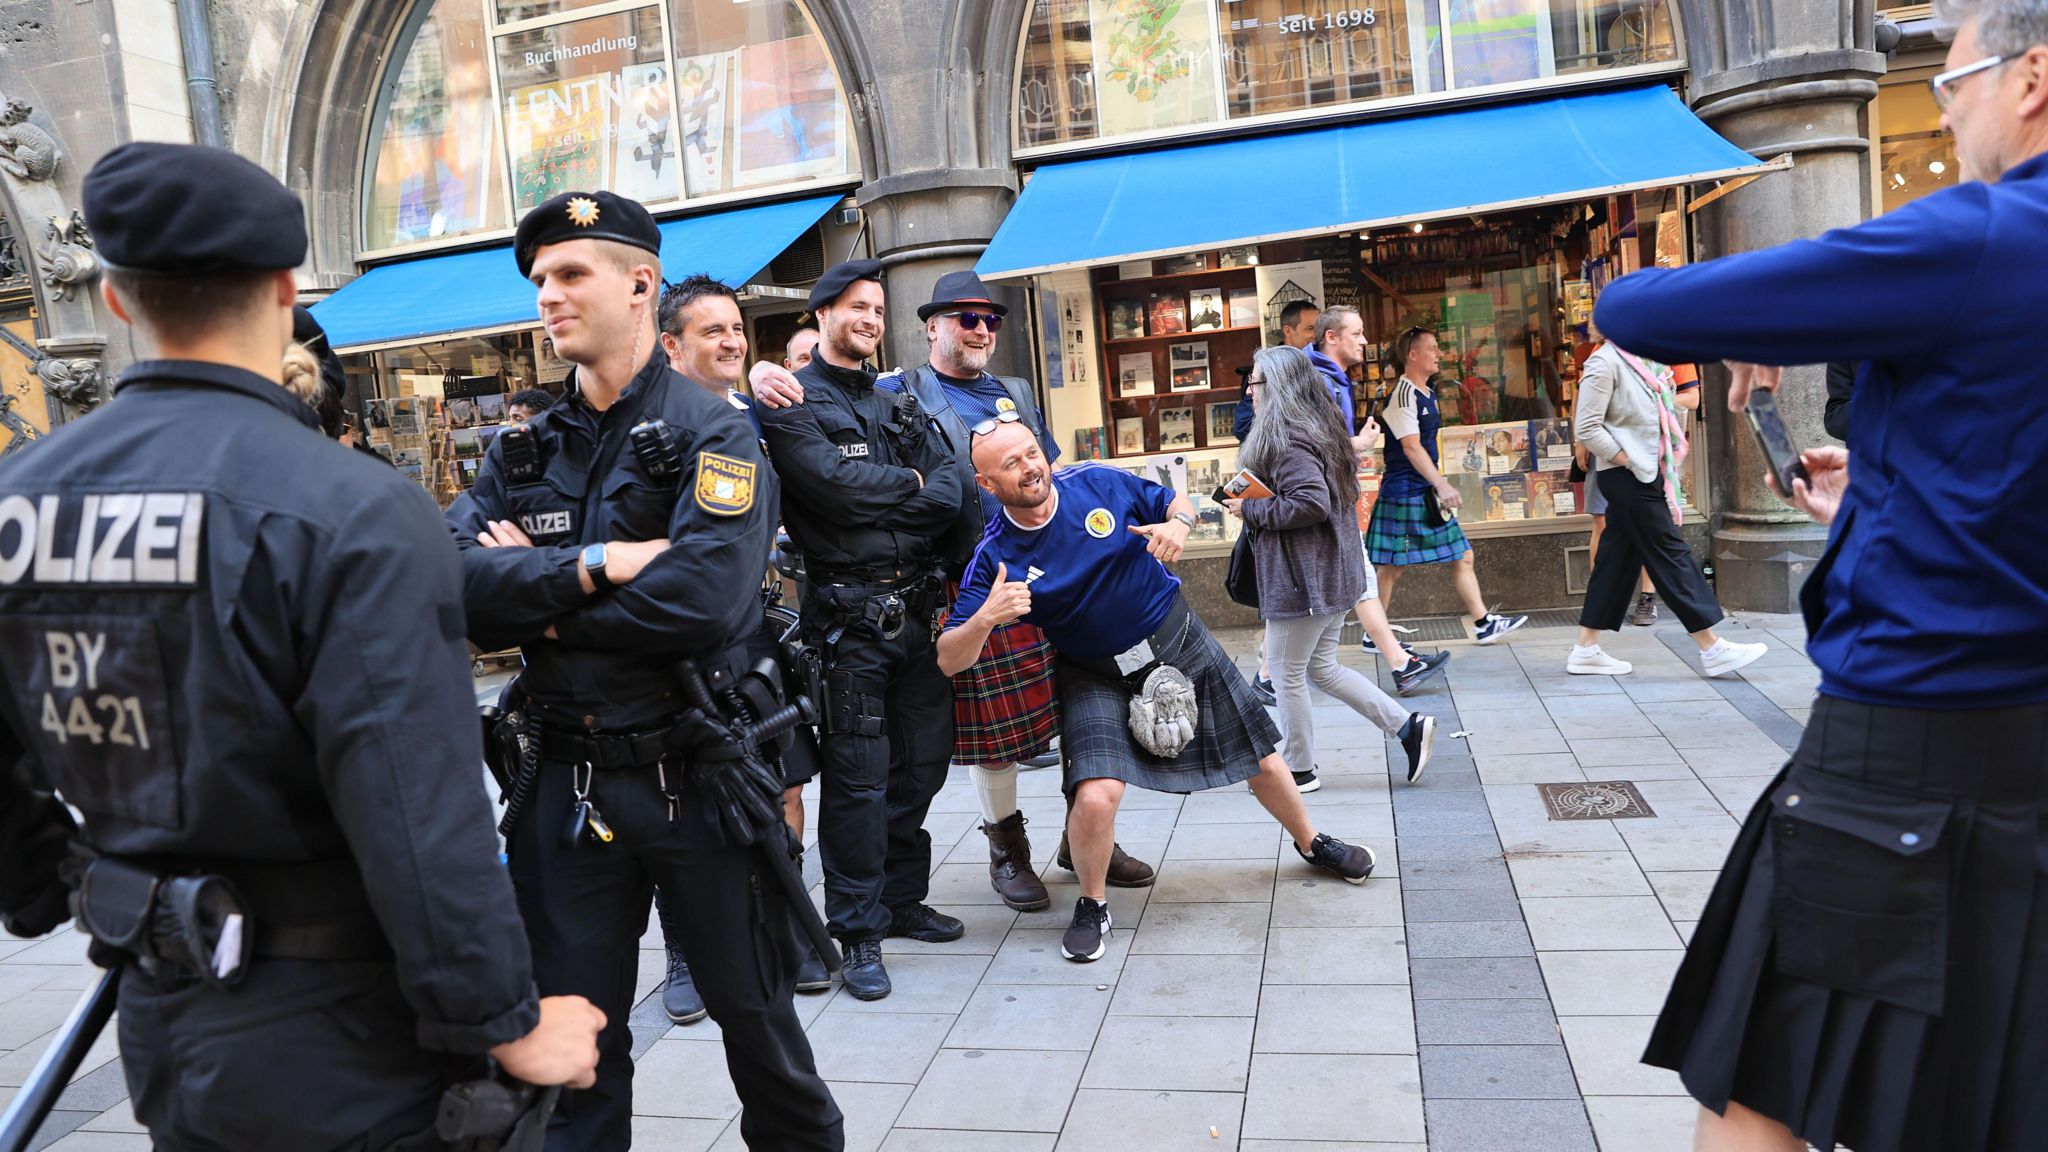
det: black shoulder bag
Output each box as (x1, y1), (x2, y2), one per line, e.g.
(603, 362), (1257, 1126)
(1224, 528), (1259, 607)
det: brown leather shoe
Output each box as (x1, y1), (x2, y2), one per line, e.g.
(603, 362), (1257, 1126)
(1055, 833), (1156, 888)
(982, 812), (1051, 911)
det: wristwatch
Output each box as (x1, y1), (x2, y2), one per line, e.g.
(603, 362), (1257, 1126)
(1171, 511), (1197, 530)
(581, 542), (613, 591)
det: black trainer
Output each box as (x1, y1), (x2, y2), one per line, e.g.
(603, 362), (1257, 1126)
(887, 902), (965, 943)
(840, 940), (890, 1000)
(1399, 713), (1436, 784)
(1392, 649), (1450, 696)
(1250, 674), (1277, 707)
(1061, 897), (1112, 962)
(1291, 767), (1321, 793)
(662, 951), (707, 1025)
(1298, 832), (1376, 884)
(1474, 613), (1529, 644)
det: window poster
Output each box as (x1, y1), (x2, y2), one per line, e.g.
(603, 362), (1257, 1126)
(612, 61), (680, 203)
(674, 51), (735, 195)
(496, 8), (669, 215)
(366, 7), (505, 249)
(1253, 259), (1324, 346)
(1087, 0), (1221, 138)
(733, 36), (844, 187)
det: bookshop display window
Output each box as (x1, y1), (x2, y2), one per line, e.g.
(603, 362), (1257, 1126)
(1015, 0), (1682, 152)
(1875, 69), (1958, 213)
(363, 0), (856, 254)
(1046, 186), (1703, 558)
(341, 330), (566, 505)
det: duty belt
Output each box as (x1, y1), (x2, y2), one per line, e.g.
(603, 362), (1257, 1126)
(810, 568), (947, 645)
(533, 719), (680, 771)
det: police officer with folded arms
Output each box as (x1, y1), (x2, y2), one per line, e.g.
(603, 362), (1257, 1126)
(754, 261), (966, 1000)
(0, 144), (603, 1150)
(445, 191), (840, 1149)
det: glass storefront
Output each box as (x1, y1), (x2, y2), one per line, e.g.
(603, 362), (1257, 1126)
(1875, 68), (1959, 213)
(1035, 186), (1707, 559)
(1016, 0), (1681, 151)
(363, 0), (856, 254)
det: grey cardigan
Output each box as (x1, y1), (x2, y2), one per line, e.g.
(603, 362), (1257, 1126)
(1239, 445), (1367, 619)
(1574, 342), (1662, 484)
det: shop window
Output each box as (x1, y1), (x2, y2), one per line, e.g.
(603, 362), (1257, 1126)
(1016, 0), (1680, 150)
(361, 0), (856, 254)
(1876, 73), (1958, 212)
(343, 330), (551, 504)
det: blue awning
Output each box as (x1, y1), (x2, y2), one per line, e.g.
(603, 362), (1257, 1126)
(977, 86), (1776, 281)
(314, 192), (845, 350)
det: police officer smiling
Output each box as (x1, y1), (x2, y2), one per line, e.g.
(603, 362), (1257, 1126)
(445, 191), (841, 1150)
(0, 144), (605, 1151)
(754, 261), (967, 1001)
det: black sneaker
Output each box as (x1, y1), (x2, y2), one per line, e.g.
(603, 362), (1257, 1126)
(1474, 613), (1528, 645)
(1399, 713), (1436, 785)
(1292, 767), (1321, 794)
(1061, 897), (1112, 962)
(1250, 674), (1277, 707)
(1392, 649), (1450, 696)
(840, 940), (890, 1000)
(1297, 833), (1376, 885)
(887, 902), (965, 943)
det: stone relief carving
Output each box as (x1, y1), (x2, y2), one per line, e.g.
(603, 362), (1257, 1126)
(34, 355), (104, 411)
(0, 99), (59, 183)
(39, 210), (96, 302)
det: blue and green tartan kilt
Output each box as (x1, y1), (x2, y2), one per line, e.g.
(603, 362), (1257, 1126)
(1365, 491), (1471, 566)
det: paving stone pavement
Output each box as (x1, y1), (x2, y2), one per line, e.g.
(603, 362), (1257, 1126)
(0, 611), (1816, 1150)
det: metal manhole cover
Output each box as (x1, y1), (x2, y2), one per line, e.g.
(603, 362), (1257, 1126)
(1539, 780), (1656, 820)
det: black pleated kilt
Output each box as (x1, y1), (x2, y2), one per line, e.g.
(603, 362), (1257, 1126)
(1646, 694), (2048, 1152)
(1055, 598), (1280, 795)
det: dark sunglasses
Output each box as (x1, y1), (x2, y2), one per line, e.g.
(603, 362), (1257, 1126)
(970, 410), (1024, 437)
(945, 311), (1004, 332)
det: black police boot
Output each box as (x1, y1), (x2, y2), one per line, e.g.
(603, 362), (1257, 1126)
(840, 940), (891, 1001)
(663, 949), (707, 1025)
(887, 902), (966, 943)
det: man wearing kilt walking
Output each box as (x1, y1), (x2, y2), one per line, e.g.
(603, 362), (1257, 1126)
(938, 421), (1378, 962)
(1594, 3), (2048, 1148)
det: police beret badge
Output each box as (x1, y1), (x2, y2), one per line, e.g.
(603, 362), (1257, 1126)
(695, 451), (757, 516)
(566, 197), (600, 226)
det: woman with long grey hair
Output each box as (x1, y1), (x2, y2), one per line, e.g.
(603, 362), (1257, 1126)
(1226, 346), (1437, 786)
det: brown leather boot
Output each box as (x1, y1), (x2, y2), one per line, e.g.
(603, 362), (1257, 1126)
(982, 812), (1051, 911)
(1055, 832), (1157, 888)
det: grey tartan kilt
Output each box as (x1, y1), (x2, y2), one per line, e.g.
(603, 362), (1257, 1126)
(1055, 602), (1281, 795)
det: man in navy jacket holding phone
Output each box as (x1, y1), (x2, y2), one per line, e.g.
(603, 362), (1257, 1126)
(1593, 4), (2048, 1151)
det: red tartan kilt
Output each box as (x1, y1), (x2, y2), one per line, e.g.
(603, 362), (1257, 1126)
(938, 601), (1059, 765)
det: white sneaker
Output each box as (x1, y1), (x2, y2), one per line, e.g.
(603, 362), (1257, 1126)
(1702, 641), (1768, 679)
(1567, 648), (1633, 676)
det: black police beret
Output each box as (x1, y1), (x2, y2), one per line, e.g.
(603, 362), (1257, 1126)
(82, 143), (307, 277)
(917, 270), (1008, 321)
(515, 191), (662, 279)
(808, 259), (882, 311)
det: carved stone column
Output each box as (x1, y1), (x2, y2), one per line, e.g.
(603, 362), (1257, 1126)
(1680, 1), (1887, 611)
(0, 88), (110, 426)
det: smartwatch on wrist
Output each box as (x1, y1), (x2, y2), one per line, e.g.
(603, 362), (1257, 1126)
(581, 542), (613, 591)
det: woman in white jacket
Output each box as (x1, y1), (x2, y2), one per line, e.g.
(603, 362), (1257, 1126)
(1567, 341), (1766, 679)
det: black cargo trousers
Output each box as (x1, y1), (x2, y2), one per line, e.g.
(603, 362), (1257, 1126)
(505, 746), (844, 1151)
(802, 581), (956, 945)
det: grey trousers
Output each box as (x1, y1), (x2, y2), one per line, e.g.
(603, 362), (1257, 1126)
(1264, 611), (1411, 774)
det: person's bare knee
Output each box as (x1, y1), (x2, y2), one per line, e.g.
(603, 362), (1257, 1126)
(1693, 1101), (1803, 1152)
(1072, 779), (1123, 823)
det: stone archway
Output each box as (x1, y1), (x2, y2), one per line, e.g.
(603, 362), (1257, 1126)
(0, 81), (109, 444)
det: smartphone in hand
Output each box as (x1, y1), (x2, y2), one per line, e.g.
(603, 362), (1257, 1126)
(1744, 390), (1808, 495)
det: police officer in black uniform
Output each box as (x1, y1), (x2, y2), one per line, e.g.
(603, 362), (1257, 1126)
(755, 262), (966, 1001)
(445, 190), (841, 1150)
(0, 143), (604, 1150)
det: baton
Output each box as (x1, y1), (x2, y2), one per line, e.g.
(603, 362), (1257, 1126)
(674, 660), (842, 975)
(0, 966), (120, 1152)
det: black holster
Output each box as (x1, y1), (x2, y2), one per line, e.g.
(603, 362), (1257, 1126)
(74, 858), (254, 987)
(436, 1079), (558, 1152)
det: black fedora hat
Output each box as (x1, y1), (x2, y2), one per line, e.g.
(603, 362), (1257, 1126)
(917, 270), (1009, 322)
